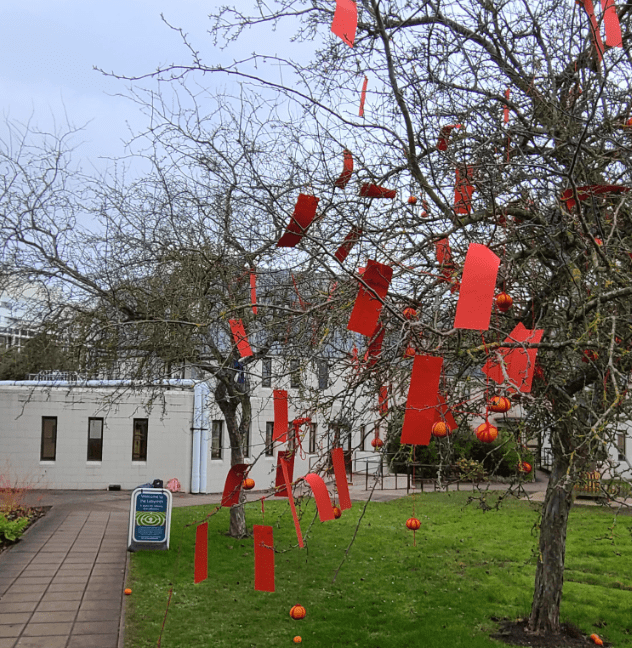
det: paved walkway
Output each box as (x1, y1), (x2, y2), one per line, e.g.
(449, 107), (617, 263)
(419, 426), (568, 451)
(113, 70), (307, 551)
(0, 472), (552, 647)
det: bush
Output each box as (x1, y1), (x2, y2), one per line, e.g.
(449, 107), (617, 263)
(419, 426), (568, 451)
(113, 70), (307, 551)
(0, 514), (29, 543)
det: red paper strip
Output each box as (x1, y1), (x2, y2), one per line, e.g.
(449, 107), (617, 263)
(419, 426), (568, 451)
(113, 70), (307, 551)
(561, 184), (629, 210)
(331, 0), (357, 47)
(379, 385), (388, 415)
(503, 89), (510, 124)
(274, 451), (295, 497)
(601, 0), (622, 47)
(579, 0), (604, 60)
(273, 390), (288, 443)
(360, 183), (397, 199)
(481, 323), (544, 393)
(347, 260), (393, 336)
(221, 463), (249, 507)
(437, 124), (461, 151)
(194, 522), (208, 584)
(401, 355), (443, 445)
(253, 525), (275, 592)
(453, 243), (500, 331)
(334, 149), (354, 188)
(277, 194), (320, 247)
(250, 271), (257, 315)
(359, 75), (368, 117)
(280, 456), (304, 547)
(436, 394), (457, 430)
(454, 166), (475, 214)
(335, 226), (362, 262)
(331, 448), (352, 510)
(435, 238), (453, 266)
(303, 473), (335, 521)
(229, 319), (253, 358)
(364, 323), (385, 367)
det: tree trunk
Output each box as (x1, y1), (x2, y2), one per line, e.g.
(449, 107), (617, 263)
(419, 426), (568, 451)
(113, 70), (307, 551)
(528, 457), (574, 634)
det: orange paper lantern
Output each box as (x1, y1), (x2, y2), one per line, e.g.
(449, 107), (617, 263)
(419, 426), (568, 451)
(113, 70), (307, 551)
(488, 396), (511, 413)
(293, 638), (303, 644)
(518, 461), (532, 474)
(243, 478), (255, 490)
(496, 292), (513, 312)
(403, 307), (417, 320)
(403, 345), (416, 358)
(431, 421), (449, 438)
(371, 437), (384, 449)
(407, 196), (418, 205)
(124, 588), (132, 595)
(290, 605), (306, 620)
(590, 634), (603, 646)
(333, 506), (342, 519)
(405, 517), (421, 531)
(476, 422), (498, 443)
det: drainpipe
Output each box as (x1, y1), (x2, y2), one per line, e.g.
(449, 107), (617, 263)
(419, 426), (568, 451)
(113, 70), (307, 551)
(197, 382), (210, 494)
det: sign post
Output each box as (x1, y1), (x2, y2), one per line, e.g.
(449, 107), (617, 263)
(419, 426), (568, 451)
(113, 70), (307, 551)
(128, 488), (172, 552)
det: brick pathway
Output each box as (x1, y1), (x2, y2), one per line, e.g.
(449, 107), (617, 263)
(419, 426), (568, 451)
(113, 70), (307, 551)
(0, 508), (128, 648)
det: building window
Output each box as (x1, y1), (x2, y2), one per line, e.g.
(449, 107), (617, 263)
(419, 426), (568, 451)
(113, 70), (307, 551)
(617, 431), (626, 461)
(212, 420), (223, 459)
(318, 360), (328, 390)
(262, 358), (272, 388)
(309, 422), (317, 454)
(132, 419), (148, 461)
(87, 418), (104, 462)
(41, 417), (57, 461)
(361, 424), (369, 451)
(290, 359), (300, 388)
(265, 422), (274, 456)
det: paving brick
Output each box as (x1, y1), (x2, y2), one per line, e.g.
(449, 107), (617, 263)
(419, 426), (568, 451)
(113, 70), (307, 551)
(0, 593), (42, 603)
(51, 576), (88, 585)
(7, 580), (48, 588)
(46, 584), (86, 594)
(78, 600), (120, 611)
(35, 601), (80, 613)
(0, 603), (37, 615)
(29, 610), (76, 623)
(22, 622), (73, 636)
(3, 586), (46, 596)
(15, 636), (67, 648)
(0, 613), (30, 625)
(39, 591), (83, 602)
(0, 625), (24, 639)
(75, 607), (120, 622)
(0, 638), (16, 648)
(67, 633), (118, 648)
(72, 620), (119, 635)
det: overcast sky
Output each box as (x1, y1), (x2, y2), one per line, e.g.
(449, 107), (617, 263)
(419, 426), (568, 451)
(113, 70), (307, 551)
(1, 1), (308, 178)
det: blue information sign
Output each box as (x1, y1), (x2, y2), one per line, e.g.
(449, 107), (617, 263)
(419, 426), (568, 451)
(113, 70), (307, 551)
(128, 488), (172, 551)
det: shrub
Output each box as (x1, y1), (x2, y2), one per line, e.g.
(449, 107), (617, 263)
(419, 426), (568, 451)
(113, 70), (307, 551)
(0, 514), (29, 543)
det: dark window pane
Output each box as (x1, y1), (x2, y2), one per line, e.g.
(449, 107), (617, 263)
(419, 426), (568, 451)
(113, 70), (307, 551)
(262, 358), (272, 388)
(309, 423), (317, 454)
(318, 360), (328, 390)
(265, 422), (274, 456)
(87, 418), (103, 462)
(41, 417), (57, 461)
(212, 420), (223, 459)
(132, 419), (148, 461)
(290, 359), (300, 389)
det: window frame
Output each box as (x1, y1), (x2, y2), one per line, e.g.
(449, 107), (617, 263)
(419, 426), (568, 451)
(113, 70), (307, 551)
(617, 430), (626, 461)
(290, 359), (300, 389)
(132, 418), (148, 462)
(262, 357), (272, 388)
(211, 420), (224, 460)
(318, 359), (328, 390)
(40, 416), (57, 461)
(308, 422), (317, 454)
(265, 421), (274, 457)
(87, 417), (104, 462)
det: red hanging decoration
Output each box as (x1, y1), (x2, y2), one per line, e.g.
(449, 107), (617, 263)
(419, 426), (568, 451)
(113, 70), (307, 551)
(561, 185), (629, 210)
(290, 605), (307, 620)
(476, 421), (498, 443)
(359, 75), (368, 117)
(274, 451), (295, 497)
(403, 307), (417, 320)
(364, 323), (385, 367)
(280, 456), (304, 547)
(347, 260), (393, 337)
(401, 355), (443, 445)
(277, 194), (320, 247)
(335, 226), (362, 262)
(601, 0), (623, 47)
(431, 421), (449, 438)
(454, 166), (475, 214)
(303, 473), (336, 522)
(503, 88), (510, 124)
(229, 319), (253, 358)
(221, 463), (249, 507)
(378, 385), (388, 415)
(243, 478), (256, 490)
(577, 0), (604, 60)
(250, 271), (257, 315)
(194, 522), (208, 584)
(488, 396), (511, 413)
(331, 448), (352, 510)
(496, 292), (513, 312)
(331, 0), (357, 47)
(517, 461), (533, 474)
(253, 525), (275, 592)
(359, 183), (397, 199)
(334, 149), (354, 189)
(371, 436), (384, 448)
(333, 506), (342, 519)
(273, 390), (289, 442)
(436, 124), (461, 151)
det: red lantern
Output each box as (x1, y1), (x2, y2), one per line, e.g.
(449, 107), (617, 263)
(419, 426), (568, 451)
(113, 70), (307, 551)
(333, 506), (342, 519)
(371, 437), (384, 449)
(403, 307), (417, 320)
(476, 422), (498, 443)
(496, 292), (513, 312)
(405, 517), (421, 531)
(431, 421), (449, 438)
(517, 462), (532, 474)
(243, 478), (255, 490)
(403, 345), (416, 358)
(407, 196), (418, 205)
(290, 605), (306, 620)
(582, 350), (599, 363)
(488, 396), (511, 413)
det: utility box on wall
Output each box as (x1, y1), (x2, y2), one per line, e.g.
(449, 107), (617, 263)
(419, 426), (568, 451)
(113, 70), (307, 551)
(128, 487), (173, 551)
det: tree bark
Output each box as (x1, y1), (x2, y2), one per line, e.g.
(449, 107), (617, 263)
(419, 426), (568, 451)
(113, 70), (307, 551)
(528, 457), (574, 634)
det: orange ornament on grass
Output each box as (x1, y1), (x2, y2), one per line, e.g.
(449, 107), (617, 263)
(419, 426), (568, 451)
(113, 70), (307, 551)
(333, 506), (342, 519)
(406, 517), (421, 531)
(124, 588), (132, 595)
(290, 605), (306, 620)
(590, 634), (603, 646)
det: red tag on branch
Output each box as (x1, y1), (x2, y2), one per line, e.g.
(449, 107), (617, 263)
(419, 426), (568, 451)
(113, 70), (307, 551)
(359, 183), (397, 199)
(453, 243), (500, 331)
(280, 456), (304, 547)
(334, 149), (354, 188)
(304, 473), (335, 521)
(578, 0), (604, 60)
(359, 75), (368, 117)
(347, 260), (393, 336)
(335, 226), (362, 262)
(331, 447), (352, 510)
(437, 124), (461, 151)
(561, 184), (629, 210)
(601, 0), (622, 47)
(277, 194), (320, 247)
(364, 323), (385, 367)
(331, 0), (357, 47)
(221, 463), (249, 507)
(194, 522), (208, 584)
(253, 525), (275, 592)
(379, 385), (388, 415)
(250, 271), (257, 315)
(503, 88), (510, 124)
(454, 166), (475, 214)
(229, 319), (253, 358)
(273, 390), (289, 442)
(401, 355), (443, 445)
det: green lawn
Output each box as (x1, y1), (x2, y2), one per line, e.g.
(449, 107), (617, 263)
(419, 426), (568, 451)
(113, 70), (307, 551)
(124, 492), (632, 647)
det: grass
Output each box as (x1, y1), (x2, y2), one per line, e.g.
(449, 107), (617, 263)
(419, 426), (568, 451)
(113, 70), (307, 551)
(124, 491), (632, 648)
